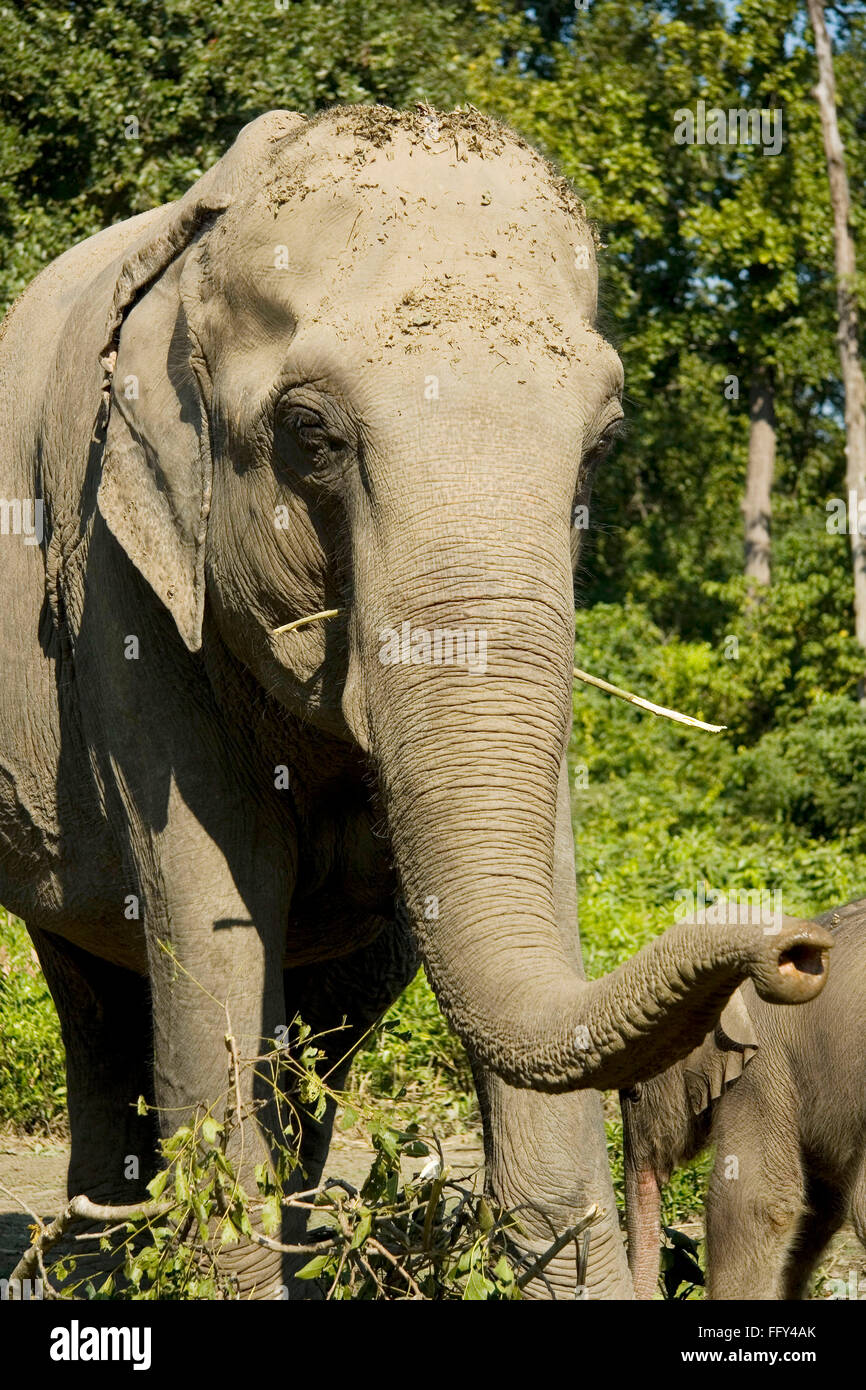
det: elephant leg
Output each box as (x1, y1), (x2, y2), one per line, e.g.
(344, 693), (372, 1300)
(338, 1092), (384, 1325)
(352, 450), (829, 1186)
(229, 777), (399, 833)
(473, 757), (632, 1300)
(782, 1175), (850, 1300)
(107, 775), (295, 1299)
(281, 910), (419, 1295)
(851, 1163), (866, 1253)
(27, 926), (158, 1204)
(706, 1092), (804, 1299)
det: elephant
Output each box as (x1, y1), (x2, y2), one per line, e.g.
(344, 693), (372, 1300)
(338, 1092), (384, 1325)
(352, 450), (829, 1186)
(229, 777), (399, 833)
(621, 898), (866, 1301)
(0, 102), (833, 1299)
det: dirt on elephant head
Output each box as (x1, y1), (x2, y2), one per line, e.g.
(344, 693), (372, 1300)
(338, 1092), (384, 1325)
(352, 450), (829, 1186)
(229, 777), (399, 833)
(266, 102), (596, 241)
(393, 275), (575, 364)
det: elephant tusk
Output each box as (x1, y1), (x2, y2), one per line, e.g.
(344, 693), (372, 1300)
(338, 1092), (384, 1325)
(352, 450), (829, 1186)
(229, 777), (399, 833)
(272, 608), (341, 636)
(572, 667), (726, 733)
(269, 610), (725, 732)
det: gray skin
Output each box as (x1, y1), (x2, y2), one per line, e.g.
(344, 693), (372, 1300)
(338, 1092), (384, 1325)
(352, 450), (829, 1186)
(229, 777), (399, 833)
(0, 105), (833, 1300)
(621, 899), (866, 1300)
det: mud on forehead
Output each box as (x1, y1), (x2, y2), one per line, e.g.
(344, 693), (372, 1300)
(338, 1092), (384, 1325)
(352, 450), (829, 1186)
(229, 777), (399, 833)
(200, 106), (600, 368)
(202, 105), (593, 263)
(271, 103), (592, 225)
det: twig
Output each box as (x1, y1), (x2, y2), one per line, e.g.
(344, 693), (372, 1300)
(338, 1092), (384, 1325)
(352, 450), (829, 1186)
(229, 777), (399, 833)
(8, 1194), (173, 1287)
(514, 1204), (601, 1290)
(573, 667), (725, 732)
(267, 605), (724, 732)
(575, 1228), (591, 1293)
(272, 609), (340, 636)
(367, 1238), (424, 1299)
(0, 1179), (41, 1221)
(245, 1228), (337, 1256)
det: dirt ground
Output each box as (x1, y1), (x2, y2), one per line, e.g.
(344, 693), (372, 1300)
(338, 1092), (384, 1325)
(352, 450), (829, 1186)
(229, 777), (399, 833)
(1, 1132), (863, 1297)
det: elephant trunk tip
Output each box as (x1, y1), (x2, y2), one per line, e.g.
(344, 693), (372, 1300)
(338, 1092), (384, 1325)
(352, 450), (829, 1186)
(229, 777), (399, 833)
(750, 920), (833, 1004)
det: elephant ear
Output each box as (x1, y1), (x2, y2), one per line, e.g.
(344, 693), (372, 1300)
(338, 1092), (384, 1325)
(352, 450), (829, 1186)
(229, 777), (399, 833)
(682, 990), (759, 1117)
(96, 110), (306, 652)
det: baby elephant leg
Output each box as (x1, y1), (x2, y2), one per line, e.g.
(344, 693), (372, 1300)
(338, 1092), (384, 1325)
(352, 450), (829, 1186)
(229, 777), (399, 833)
(781, 1175), (849, 1300)
(706, 1091), (805, 1300)
(851, 1162), (866, 1254)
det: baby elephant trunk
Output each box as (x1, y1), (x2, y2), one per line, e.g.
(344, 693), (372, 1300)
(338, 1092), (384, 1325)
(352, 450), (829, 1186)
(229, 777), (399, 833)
(622, 1095), (664, 1301)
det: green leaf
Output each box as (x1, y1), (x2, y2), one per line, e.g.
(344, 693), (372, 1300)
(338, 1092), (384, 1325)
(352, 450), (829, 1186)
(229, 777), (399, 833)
(201, 1116), (221, 1146)
(261, 1194), (282, 1237)
(464, 1268), (494, 1300)
(374, 1127), (400, 1162)
(229, 1201), (253, 1238)
(477, 1197), (495, 1233)
(295, 1253), (332, 1280)
(337, 1106), (358, 1132)
(350, 1212), (372, 1250)
(174, 1163), (189, 1207)
(193, 1196), (210, 1242)
(146, 1168), (169, 1201)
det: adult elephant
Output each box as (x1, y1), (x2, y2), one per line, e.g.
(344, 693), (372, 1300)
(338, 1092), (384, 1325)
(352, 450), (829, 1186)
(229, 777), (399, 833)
(0, 105), (831, 1299)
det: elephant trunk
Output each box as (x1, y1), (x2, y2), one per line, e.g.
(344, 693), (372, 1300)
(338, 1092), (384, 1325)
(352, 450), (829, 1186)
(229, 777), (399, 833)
(621, 1090), (664, 1300)
(353, 522), (832, 1093)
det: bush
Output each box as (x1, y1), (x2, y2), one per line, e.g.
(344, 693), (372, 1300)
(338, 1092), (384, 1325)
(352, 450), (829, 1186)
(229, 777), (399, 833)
(352, 970), (476, 1129)
(728, 696), (866, 835)
(0, 909), (66, 1132)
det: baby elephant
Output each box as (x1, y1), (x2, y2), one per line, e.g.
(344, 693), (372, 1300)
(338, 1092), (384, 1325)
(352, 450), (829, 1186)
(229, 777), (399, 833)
(621, 898), (866, 1300)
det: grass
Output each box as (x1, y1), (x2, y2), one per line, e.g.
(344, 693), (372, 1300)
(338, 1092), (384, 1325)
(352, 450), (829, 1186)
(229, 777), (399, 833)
(0, 907), (66, 1133)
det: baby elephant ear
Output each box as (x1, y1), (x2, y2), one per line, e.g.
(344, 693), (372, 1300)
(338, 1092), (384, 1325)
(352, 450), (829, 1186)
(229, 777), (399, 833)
(683, 989), (759, 1116)
(97, 110), (307, 651)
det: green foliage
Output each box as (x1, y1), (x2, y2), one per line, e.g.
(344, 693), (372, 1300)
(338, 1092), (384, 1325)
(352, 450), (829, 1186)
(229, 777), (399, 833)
(352, 970), (476, 1128)
(0, 910), (66, 1132)
(730, 696), (866, 835)
(467, 0), (866, 633)
(0, 0), (484, 311)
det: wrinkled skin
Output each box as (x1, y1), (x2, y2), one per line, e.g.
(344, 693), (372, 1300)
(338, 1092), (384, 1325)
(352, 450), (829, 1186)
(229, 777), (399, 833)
(622, 899), (866, 1300)
(0, 105), (833, 1298)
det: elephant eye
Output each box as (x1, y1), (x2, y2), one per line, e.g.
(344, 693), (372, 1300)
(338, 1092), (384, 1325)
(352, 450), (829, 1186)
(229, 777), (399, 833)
(273, 398), (349, 481)
(279, 404), (329, 447)
(583, 417), (624, 475)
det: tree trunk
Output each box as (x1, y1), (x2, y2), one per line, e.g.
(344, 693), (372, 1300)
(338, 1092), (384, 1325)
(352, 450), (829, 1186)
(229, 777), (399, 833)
(808, 0), (866, 703)
(744, 368), (775, 587)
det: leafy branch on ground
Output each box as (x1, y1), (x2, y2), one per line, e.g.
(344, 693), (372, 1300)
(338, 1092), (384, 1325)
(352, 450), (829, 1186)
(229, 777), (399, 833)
(6, 1009), (595, 1300)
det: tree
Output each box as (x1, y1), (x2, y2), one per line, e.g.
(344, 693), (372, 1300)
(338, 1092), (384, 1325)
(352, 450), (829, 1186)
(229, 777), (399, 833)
(0, 0), (484, 311)
(467, 0), (847, 635)
(807, 0), (866, 700)
(745, 369), (775, 586)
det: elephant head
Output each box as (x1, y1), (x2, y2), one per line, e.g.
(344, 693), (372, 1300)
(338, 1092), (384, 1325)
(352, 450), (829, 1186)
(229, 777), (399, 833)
(94, 106), (831, 1294)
